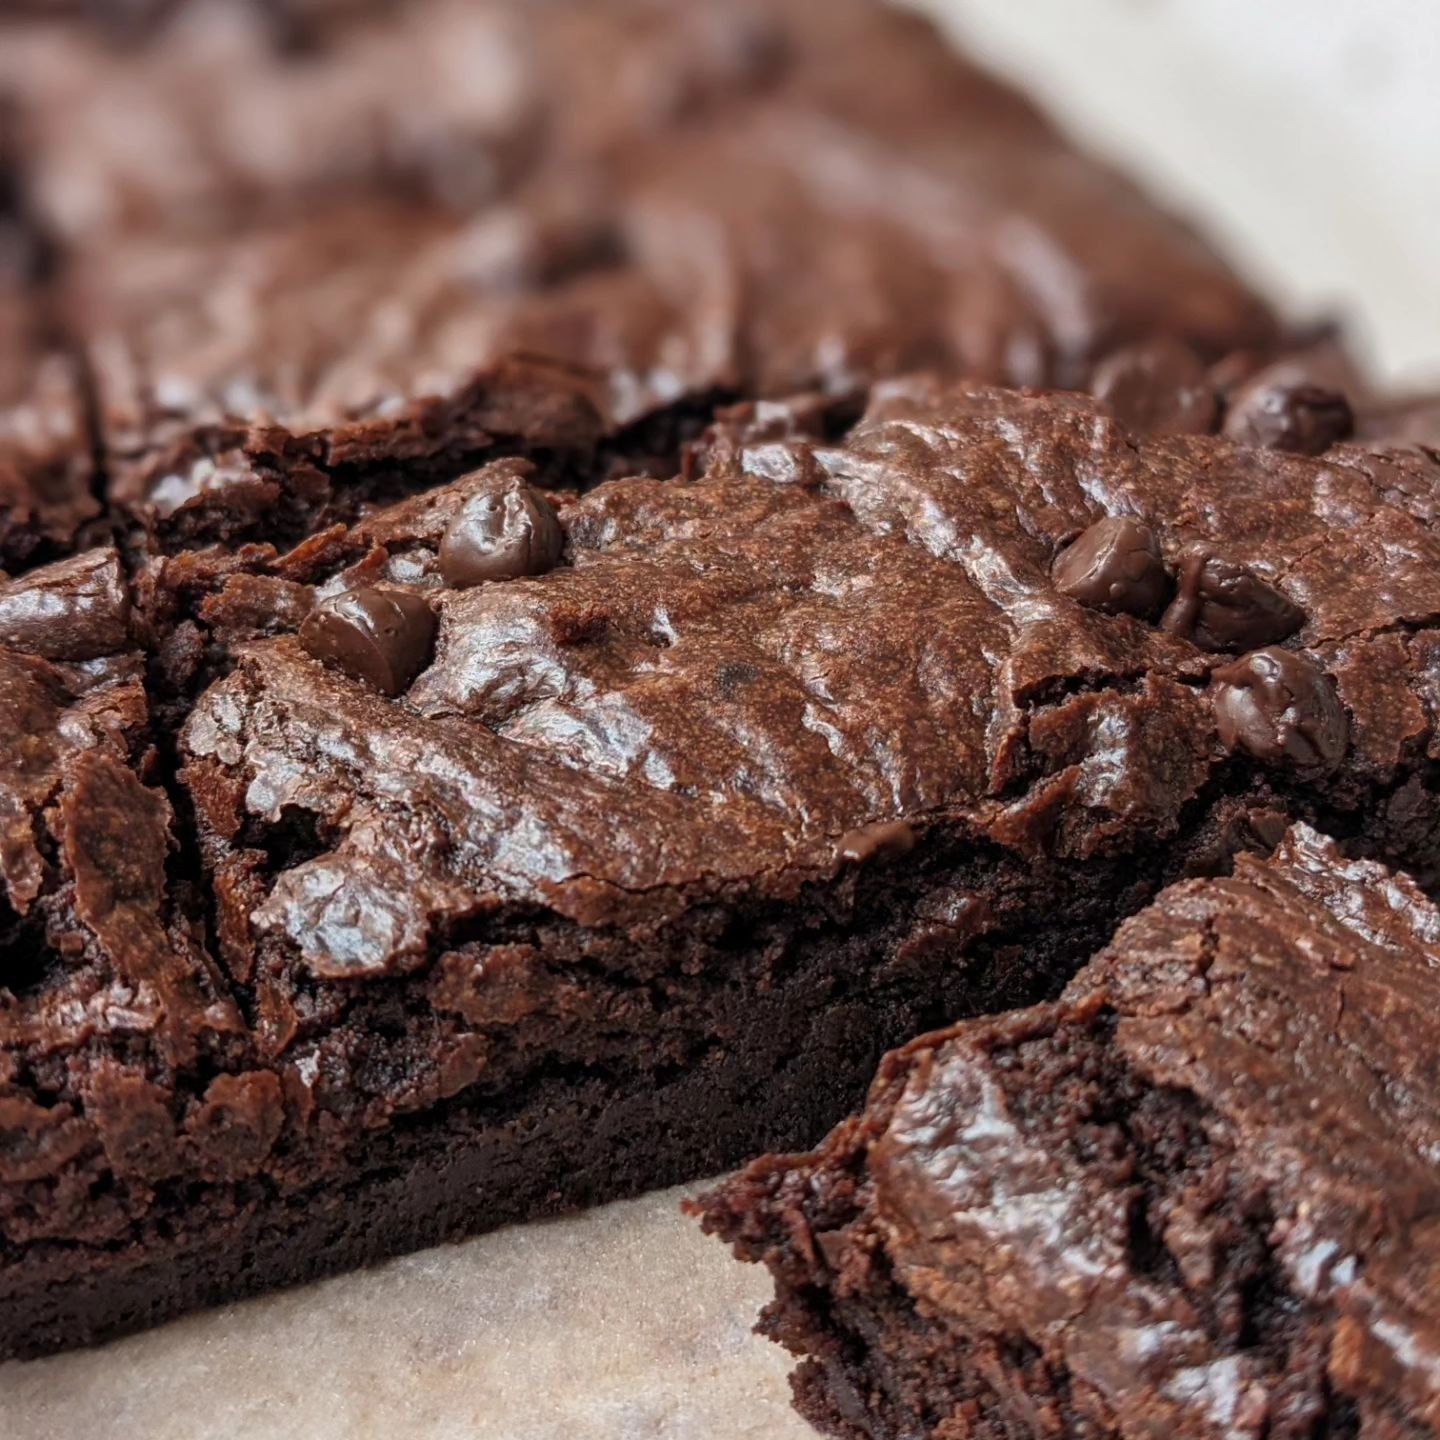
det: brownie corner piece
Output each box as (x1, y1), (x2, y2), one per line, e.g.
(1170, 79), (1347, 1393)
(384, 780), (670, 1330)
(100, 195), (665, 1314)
(698, 822), (1440, 1439)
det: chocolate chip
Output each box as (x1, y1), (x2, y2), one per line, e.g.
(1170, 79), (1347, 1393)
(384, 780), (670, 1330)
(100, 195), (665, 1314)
(1223, 379), (1354, 455)
(1092, 338), (1218, 436)
(1213, 647), (1347, 771)
(437, 478), (564, 587)
(299, 586), (437, 696)
(1160, 545), (1303, 651)
(1053, 517), (1169, 619)
(838, 821), (917, 865)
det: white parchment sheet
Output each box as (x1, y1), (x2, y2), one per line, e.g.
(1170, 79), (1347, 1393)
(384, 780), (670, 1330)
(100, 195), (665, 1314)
(1, 1185), (812, 1440)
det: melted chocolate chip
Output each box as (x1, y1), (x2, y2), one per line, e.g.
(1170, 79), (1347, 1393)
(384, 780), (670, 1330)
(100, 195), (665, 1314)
(299, 586), (437, 696)
(1223, 379), (1354, 455)
(1052, 517), (1169, 619)
(1213, 647), (1348, 771)
(1092, 338), (1218, 436)
(1161, 545), (1304, 651)
(437, 477), (564, 587)
(837, 821), (917, 865)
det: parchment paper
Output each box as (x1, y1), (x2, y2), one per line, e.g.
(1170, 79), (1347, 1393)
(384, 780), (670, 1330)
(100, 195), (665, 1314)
(1, 1184), (811, 1440)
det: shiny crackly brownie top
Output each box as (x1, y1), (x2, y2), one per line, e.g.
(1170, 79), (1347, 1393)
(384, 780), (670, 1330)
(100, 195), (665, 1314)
(0, 0), (1280, 555)
(173, 379), (1440, 988)
(867, 824), (1440, 1436)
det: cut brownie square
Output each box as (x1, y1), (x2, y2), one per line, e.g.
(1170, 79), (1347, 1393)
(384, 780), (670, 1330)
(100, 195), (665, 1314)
(4, 372), (1440, 1359)
(696, 823), (1440, 1439)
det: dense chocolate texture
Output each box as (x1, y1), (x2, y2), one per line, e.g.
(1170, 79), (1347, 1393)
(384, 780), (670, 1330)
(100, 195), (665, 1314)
(5, 372), (1440, 1360)
(0, 0), (1434, 1370)
(698, 826), (1440, 1438)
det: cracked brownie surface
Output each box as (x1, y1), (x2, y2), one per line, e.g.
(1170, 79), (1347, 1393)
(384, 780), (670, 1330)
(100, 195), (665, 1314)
(697, 824), (1440, 1438)
(6, 369), (1440, 1357)
(0, 0), (1436, 1364)
(1, 0), (1284, 562)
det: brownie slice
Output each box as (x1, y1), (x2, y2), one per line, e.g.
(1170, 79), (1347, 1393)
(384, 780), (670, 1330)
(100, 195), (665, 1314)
(697, 824), (1440, 1439)
(0, 0), (1281, 551)
(3, 374), (1436, 1358)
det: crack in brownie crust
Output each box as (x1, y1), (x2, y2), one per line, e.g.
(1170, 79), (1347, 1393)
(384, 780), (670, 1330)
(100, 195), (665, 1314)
(698, 826), (1440, 1438)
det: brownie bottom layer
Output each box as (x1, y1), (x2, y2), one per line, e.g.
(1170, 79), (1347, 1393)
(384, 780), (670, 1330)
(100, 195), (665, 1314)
(7, 772), (1435, 1361)
(0, 826), (1182, 1360)
(0, 962), (1009, 1360)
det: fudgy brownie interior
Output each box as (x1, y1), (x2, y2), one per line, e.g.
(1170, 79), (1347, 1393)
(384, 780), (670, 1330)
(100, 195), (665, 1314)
(698, 826), (1440, 1438)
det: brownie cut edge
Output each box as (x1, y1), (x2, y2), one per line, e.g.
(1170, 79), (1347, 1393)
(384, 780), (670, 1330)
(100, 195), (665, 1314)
(695, 824), (1440, 1439)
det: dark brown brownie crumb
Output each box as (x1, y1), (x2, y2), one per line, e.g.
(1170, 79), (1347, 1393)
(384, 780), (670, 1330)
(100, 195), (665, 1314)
(698, 827), (1440, 1438)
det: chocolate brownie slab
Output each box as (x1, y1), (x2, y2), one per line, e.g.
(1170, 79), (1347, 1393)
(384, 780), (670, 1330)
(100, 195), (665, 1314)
(697, 824), (1440, 1439)
(5, 375), (1439, 1357)
(0, 0), (1280, 547)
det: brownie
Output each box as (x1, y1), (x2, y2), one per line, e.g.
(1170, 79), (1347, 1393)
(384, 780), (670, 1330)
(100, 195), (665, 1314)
(697, 824), (1440, 1438)
(1, 0), (1433, 1369)
(0, 0), (1282, 553)
(2, 371), (1439, 1359)
(0, 283), (97, 569)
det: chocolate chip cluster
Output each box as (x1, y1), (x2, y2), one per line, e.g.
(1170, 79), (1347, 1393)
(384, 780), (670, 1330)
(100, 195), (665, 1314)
(297, 473), (565, 696)
(1053, 516), (1347, 773)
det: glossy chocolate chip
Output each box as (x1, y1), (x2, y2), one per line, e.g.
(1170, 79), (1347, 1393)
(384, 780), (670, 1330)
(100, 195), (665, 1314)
(1213, 647), (1347, 771)
(1053, 517), (1169, 619)
(1092, 338), (1218, 437)
(437, 477), (564, 587)
(1161, 545), (1303, 652)
(299, 586), (437, 696)
(1157, 544), (1307, 653)
(1223, 379), (1354, 455)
